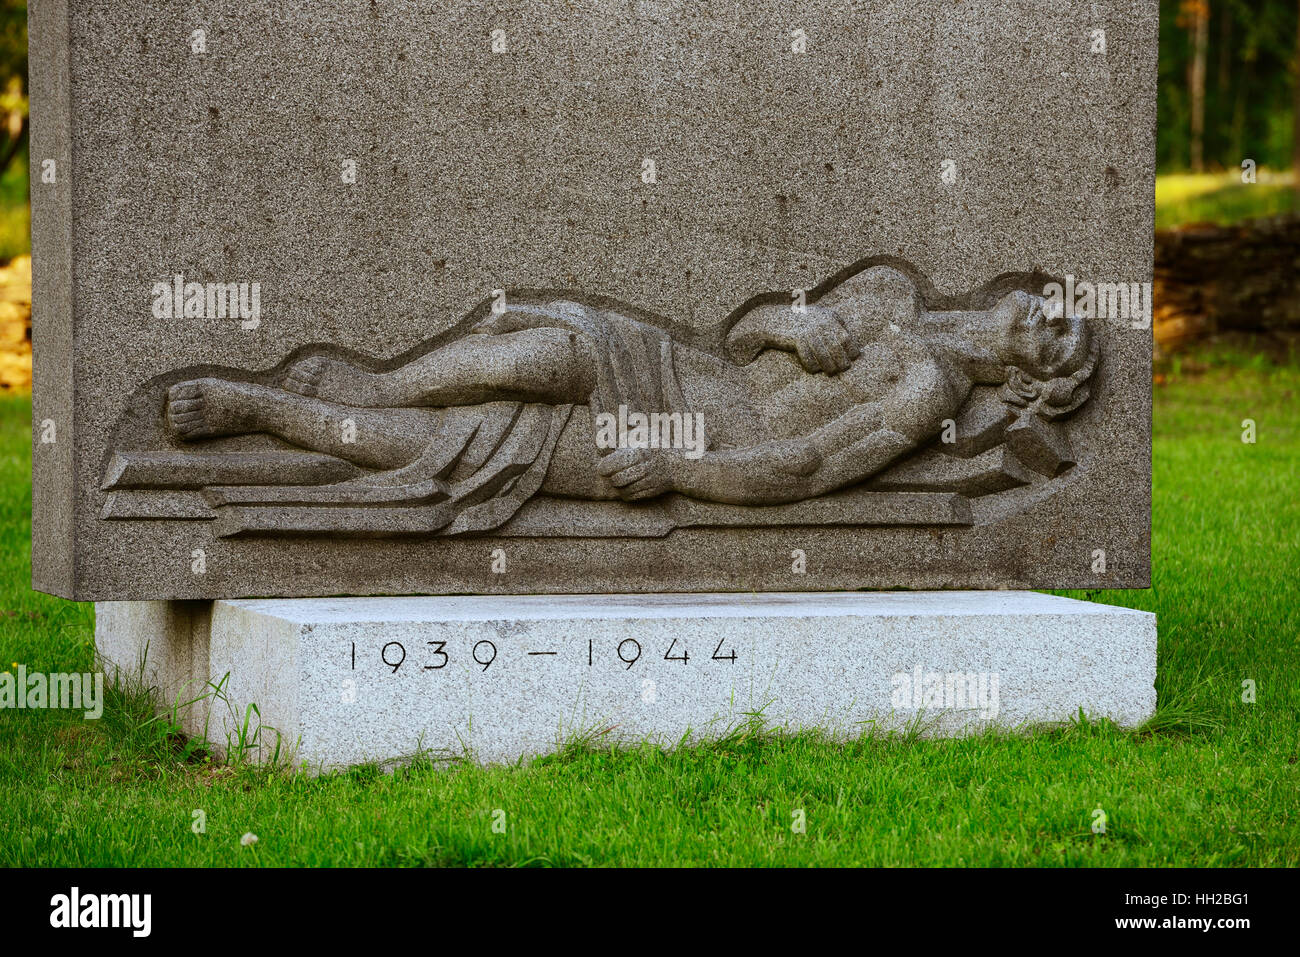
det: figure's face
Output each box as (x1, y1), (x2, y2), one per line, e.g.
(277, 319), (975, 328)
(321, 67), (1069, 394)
(993, 291), (1086, 379)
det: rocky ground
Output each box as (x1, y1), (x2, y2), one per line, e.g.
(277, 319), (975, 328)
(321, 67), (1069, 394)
(0, 254), (28, 391)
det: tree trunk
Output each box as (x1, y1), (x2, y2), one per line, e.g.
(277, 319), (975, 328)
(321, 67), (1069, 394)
(1293, 0), (1300, 207)
(1217, 6), (1231, 98)
(1231, 50), (1248, 164)
(1190, 1), (1210, 173)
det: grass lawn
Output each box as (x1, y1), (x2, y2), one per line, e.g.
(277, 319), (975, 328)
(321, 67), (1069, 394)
(1155, 169), (1299, 229)
(1, 346), (1297, 867)
(0, 153), (28, 263)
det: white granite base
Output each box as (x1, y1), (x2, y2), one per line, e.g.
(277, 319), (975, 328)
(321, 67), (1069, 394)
(94, 592), (1156, 768)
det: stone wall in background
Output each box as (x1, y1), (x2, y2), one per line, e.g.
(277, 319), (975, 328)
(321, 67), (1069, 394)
(0, 254), (30, 390)
(1153, 216), (1300, 353)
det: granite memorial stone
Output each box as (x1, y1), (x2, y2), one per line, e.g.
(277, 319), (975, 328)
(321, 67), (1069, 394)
(29, 1), (1160, 763)
(30, 0), (1155, 600)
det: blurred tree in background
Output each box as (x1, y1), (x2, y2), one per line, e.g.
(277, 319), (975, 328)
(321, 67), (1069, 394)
(1159, 0), (1299, 172)
(0, 0), (25, 180)
(0, 3), (24, 388)
(0, 0), (26, 263)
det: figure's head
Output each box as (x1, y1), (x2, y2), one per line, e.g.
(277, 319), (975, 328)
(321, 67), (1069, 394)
(991, 290), (1099, 420)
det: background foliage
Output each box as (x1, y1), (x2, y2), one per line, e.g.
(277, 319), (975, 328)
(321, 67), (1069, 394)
(1158, 0), (1300, 173)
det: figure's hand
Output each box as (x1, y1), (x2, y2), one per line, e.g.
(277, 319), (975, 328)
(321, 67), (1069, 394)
(596, 447), (682, 501)
(778, 308), (861, 374)
(282, 355), (328, 397)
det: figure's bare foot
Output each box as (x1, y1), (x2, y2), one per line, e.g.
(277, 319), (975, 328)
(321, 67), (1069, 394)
(167, 378), (263, 440)
(283, 356), (383, 406)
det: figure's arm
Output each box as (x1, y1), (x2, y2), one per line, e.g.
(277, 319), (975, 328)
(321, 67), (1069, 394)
(600, 365), (951, 505)
(724, 304), (860, 373)
(670, 405), (917, 505)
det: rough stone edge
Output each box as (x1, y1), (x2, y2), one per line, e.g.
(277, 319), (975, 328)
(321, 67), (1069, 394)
(28, 0), (77, 598)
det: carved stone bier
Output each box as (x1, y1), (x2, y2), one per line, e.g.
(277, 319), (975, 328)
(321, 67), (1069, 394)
(29, 1), (1156, 599)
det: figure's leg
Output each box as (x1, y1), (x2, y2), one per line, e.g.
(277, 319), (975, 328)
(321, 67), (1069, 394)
(167, 379), (438, 471)
(283, 328), (596, 408)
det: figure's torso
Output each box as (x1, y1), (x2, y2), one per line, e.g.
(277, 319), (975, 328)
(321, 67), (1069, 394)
(672, 328), (945, 448)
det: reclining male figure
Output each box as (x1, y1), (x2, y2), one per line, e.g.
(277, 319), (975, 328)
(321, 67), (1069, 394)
(165, 266), (1096, 505)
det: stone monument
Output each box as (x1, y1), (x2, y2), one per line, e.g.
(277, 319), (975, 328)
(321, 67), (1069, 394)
(30, 1), (1157, 766)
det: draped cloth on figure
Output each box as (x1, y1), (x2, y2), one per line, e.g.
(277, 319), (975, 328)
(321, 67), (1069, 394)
(202, 299), (699, 535)
(470, 298), (696, 435)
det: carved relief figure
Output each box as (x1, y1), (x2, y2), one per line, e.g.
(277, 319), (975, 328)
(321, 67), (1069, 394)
(102, 264), (1099, 537)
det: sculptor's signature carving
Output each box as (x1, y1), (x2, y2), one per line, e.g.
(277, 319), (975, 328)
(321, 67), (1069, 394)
(101, 263), (1099, 537)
